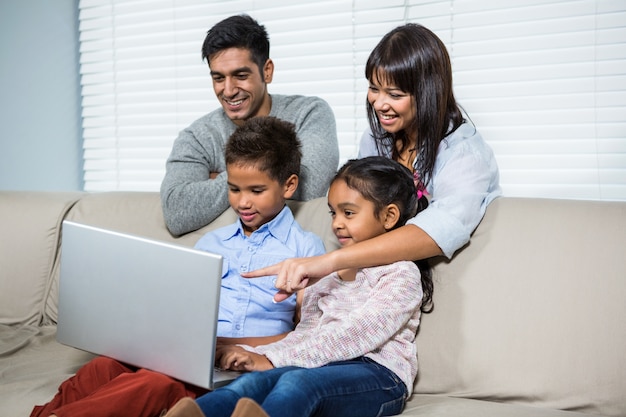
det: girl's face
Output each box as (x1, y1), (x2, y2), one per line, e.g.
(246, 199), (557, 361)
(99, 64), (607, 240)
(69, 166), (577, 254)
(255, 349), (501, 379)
(327, 179), (389, 247)
(367, 72), (416, 140)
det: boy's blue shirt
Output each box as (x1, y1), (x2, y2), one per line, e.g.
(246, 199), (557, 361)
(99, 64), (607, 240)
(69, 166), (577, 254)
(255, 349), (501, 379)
(194, 205), (326, 338)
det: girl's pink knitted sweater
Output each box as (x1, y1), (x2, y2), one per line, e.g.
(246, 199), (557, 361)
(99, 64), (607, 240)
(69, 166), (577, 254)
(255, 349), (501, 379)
(252, 261), (423, 394)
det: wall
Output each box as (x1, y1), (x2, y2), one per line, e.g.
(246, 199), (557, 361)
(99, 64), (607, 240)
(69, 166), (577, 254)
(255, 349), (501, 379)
(0, 0), (82, 191)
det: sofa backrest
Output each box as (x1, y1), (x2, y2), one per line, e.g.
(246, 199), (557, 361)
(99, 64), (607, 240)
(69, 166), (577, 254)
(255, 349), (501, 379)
(0, 191), (83, 326)
(415, 197), (626, 416)
(45, 192), (338, 324)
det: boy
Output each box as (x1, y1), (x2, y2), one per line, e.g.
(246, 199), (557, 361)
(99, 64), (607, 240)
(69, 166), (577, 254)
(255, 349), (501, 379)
(31, 116), (325, 417)
(196, 116), (326, 344)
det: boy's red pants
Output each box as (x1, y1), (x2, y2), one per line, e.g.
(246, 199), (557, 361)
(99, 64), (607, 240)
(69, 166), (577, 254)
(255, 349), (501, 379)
(30, 356), (206, 417)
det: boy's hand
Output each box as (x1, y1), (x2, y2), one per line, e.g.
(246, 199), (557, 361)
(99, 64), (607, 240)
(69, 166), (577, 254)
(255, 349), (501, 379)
(216, 345), (274, 372)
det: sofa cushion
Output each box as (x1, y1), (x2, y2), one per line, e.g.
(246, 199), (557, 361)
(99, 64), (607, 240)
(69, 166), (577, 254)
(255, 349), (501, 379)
(0, 192), (82, 326)
(415, 198), (626, 416)
(0, 325), (95, 417)
(403, 395), (597, 417)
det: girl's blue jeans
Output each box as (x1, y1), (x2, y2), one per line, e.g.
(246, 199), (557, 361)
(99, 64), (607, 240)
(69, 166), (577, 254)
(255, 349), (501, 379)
(195, 357), (408, 417)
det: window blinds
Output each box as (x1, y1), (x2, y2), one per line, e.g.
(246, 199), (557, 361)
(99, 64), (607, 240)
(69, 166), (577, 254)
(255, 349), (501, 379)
(77, 0), (626, 200)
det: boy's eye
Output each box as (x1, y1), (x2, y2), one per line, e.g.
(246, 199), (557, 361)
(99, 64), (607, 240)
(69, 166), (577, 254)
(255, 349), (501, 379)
(343, 210), (355, 217)
(328, 210), (336, 217)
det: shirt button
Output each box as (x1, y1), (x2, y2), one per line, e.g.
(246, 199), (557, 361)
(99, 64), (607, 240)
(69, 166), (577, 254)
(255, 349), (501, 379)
(240, 265), (247, 272)
(236, 325), (241, 330)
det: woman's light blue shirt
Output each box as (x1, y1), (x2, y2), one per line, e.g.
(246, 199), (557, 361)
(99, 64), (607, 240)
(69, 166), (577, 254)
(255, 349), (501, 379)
(194, 206), (326, 337)
(358, 122), (501, 258)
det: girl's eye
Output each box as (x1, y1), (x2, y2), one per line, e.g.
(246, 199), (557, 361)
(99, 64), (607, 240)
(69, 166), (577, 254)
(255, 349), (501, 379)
(344, 210), (355, 217)
(328, 210), (336, 217)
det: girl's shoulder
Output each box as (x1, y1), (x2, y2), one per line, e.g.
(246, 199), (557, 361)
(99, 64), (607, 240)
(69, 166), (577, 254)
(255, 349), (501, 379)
(360, 261), (421, 283)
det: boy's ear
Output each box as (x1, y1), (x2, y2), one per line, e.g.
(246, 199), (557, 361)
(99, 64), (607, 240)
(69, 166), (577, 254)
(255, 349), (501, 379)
(283, 174), (299, 199)
(382, 204), (401, 231)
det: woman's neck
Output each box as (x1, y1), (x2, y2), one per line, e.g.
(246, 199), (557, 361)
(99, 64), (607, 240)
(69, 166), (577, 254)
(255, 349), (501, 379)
(396, 142), (417, 172)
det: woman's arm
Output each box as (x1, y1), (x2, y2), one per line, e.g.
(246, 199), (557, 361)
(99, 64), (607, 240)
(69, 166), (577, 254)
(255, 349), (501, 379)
(243, 224), (441, 302)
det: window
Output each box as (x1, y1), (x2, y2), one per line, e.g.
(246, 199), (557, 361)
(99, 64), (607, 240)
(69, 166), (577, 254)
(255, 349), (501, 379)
(78, 0), (626, 200)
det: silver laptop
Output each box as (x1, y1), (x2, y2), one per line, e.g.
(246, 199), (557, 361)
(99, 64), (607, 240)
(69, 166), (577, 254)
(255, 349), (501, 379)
(57, 221), (240, 389)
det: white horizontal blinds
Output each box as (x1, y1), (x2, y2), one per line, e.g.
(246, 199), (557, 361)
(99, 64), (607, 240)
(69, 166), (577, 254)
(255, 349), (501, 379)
(408, 0), (626, 200)
(79, 0), (259, 191)
(244, 0), (360, 165)
(78, 0), (626, 199)
(260, 0), (410, 164)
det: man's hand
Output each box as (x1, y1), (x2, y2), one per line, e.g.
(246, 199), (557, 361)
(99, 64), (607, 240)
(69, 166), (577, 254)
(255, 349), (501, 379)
(216, 345), (274, 372)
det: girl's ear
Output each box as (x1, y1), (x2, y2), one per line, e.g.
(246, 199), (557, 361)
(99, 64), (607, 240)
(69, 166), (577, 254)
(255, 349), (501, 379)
(382, 203), (401, 231)
(283, 174), (299, 199)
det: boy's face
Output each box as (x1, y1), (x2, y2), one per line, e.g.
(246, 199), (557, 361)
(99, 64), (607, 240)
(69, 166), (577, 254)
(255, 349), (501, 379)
(209, 47), (274, 126)
(226, 163), (298, 235)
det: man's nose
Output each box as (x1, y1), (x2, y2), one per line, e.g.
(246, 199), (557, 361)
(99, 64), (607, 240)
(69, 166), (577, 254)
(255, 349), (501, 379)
(223, 77), (238, 97)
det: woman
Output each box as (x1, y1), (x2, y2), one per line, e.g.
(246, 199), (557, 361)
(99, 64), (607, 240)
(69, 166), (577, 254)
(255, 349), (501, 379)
(246, 23), (500, 300)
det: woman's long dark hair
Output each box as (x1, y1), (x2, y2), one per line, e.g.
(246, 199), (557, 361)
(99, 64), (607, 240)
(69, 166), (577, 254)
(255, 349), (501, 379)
(365, 23), (464, 188)
(333, 156), (433, 312)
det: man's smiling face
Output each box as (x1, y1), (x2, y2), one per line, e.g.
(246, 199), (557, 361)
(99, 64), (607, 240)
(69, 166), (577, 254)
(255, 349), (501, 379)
(209, 47), (274, 126)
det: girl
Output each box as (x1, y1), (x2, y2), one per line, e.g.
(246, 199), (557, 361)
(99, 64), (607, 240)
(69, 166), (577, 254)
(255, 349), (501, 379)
(245, 23), (500, 302)
(164, 156), (433, 417)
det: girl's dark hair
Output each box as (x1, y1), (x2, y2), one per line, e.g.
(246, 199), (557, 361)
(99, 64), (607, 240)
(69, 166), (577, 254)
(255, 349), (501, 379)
(333, 156), (433, 312)
(202, 14), (270, 75)
(365, 23), (464, 188)
(225, 116), (301, 184)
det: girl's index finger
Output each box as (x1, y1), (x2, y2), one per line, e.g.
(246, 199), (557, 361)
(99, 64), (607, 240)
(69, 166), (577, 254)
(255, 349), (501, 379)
(240, 263), (280, 279)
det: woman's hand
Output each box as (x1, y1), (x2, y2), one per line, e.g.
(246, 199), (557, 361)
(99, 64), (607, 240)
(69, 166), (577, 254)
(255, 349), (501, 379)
(241, 253), (335, 302)
(216, 345), (274, 372)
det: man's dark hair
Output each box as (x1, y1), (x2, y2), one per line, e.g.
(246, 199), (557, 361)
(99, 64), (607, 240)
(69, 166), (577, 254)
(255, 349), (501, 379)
(225, 116), (301, 185)
(201, 14), (270, 75)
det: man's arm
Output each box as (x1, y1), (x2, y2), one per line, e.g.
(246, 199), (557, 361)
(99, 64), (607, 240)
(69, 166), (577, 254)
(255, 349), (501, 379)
(160, 121), (232, 236)
(291, 98), (339, 201)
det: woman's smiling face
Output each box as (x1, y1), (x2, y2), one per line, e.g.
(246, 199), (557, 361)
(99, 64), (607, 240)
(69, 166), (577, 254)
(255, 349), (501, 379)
(367, 71), (416, 137)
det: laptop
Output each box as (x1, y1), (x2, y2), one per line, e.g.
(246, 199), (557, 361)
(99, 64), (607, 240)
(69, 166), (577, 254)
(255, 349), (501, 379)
(56, 220), (240, 389)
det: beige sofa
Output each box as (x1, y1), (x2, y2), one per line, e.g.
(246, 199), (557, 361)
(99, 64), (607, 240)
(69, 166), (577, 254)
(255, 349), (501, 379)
(1, 191), (624, 417)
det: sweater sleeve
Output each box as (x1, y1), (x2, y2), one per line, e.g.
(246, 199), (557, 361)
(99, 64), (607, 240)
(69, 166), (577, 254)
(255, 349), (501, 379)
(289, 97), (339, 201)
(160, 115), (232, 236)
(254, 263), (423, 368)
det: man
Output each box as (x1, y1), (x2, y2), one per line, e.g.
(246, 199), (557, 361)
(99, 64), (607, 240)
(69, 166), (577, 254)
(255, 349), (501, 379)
(160, 14), (339, 236)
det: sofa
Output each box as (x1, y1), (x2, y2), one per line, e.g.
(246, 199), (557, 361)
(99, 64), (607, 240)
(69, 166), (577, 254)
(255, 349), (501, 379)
(1, 190), (624, 417)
